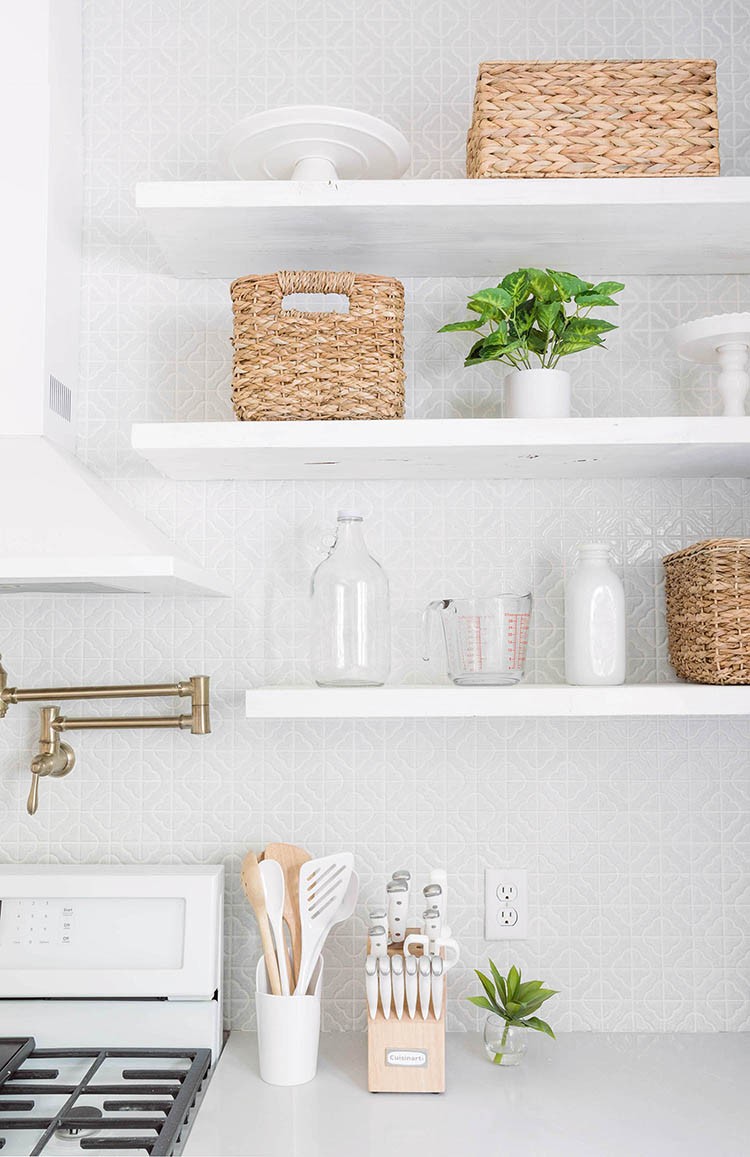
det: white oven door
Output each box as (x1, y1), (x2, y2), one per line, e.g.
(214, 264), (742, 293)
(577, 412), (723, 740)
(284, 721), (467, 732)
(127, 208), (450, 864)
(0, 865), (223, 999)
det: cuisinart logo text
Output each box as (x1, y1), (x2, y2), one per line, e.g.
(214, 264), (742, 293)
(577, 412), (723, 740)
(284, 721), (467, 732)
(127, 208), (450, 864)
(385, 1049), (428, 1067)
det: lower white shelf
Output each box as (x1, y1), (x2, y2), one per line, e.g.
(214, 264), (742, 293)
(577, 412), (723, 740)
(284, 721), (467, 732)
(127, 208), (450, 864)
(245, 684), (750, 719)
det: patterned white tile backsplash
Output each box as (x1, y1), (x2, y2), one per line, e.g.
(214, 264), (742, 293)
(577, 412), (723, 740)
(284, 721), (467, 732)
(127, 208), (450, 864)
(0, 0), (748, 1032)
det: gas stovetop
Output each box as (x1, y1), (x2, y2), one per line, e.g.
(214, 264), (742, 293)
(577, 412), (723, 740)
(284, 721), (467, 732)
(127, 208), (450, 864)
(0, 1038), (210, 1157)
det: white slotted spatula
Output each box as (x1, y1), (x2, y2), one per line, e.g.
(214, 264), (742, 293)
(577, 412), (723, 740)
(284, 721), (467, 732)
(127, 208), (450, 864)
(294, 852), (354, 995)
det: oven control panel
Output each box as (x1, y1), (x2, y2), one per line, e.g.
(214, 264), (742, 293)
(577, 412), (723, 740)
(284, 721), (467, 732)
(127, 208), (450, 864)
(0, 897), (186, 970)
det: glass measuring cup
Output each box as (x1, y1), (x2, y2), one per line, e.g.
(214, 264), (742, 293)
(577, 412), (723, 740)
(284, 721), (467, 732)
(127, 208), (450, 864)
(422, 596), (532, 686)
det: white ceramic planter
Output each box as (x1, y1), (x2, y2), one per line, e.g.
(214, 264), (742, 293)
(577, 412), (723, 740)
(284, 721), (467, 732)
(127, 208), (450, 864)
(505, 368), (571, 419)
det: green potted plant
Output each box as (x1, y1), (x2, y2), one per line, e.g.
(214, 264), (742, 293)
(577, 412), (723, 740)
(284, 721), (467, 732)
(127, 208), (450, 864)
(439, 267), (624, 418)
(468, 961), (557, 1066)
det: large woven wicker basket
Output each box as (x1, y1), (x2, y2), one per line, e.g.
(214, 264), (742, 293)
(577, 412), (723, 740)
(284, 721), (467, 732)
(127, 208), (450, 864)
(663, 539), (750, 685)
(466, 59), (719, 178)
(230, 270), (405, 421)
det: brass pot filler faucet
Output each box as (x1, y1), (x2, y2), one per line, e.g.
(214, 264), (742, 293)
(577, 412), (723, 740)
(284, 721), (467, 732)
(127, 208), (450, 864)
(0, 656), (210, 815)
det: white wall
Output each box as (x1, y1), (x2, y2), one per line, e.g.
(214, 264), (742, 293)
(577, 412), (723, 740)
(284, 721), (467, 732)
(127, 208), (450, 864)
(0, 0), (748, 1032)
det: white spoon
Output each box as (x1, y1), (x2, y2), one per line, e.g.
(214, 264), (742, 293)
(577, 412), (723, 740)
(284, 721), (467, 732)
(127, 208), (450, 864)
(258, 858), (291, 995)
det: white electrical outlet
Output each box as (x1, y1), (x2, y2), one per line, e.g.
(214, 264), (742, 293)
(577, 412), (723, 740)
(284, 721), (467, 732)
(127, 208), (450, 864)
(485, 868), (527, 940)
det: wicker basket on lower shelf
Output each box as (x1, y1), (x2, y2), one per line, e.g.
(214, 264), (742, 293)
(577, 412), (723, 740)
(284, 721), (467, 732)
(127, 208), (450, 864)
(230, 270), (405, 421)
(663, 539), (750, 685)
(466, 59), (720, 179)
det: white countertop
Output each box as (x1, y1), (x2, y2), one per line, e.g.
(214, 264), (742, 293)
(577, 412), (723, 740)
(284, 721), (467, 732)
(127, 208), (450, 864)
(184, 1030), (750, 1157)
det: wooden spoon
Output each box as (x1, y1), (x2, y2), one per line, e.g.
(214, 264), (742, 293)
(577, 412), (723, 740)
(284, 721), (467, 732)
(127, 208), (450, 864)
(263, 843), (311, 987)
(241, 850), (282, 996)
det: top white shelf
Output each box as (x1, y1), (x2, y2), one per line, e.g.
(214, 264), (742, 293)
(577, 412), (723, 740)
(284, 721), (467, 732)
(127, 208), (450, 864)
(135, 177), (750, 277)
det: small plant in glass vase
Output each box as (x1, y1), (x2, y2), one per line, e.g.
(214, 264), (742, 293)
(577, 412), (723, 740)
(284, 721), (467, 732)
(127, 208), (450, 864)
(469, 961), (558, 1066)
(440, 267), (624, 418)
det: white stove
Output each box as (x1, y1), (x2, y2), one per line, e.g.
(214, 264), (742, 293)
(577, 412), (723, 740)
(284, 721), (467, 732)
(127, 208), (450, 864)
(0, 866), (224, 1156)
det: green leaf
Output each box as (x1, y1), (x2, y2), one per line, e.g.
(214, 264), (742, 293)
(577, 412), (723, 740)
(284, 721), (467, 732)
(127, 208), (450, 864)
(547, 269), (591, 299)
(475, 969), (498, 1003)
(574, 292), (618, 307)
(515, 992), (557, 1016)
(500, 270), (530, 306)
(536, 301), (561, 332)
(507, 964), (520, 999)
(525, 328), (549, 354)
(555, 336), (605, 357)
(505, 1000), (522, 1016)
(468, 287), (513, 315)
(467, 995), (496, 1011)
(563, 316), (618, 336)
(526, 268), (559, 303)
(489, 960), (508, 1006)
(438, 318), (486, 332)
(590, 280), (625, 295)
(482, 321), (509, 346)
(521, 1016), (556, 1039)
(516, 980), (544, 1002)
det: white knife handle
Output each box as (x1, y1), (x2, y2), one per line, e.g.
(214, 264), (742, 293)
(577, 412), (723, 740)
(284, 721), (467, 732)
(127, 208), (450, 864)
(430, 955), (444, 1019)
(418, 955), (431, 1020)
(423, 906), (441, 954)
(378, 955), (392, 1019)
(369, 924), (388, 958)
(391, 953), (405, 1020)
(430, 869), (447, 929)
(366, 954), (379, 1019)
(404, 954), (418, 1020)
(386, 882), (408, 944)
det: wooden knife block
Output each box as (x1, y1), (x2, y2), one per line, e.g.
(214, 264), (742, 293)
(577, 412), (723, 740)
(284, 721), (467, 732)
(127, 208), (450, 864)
(367, 930), (446, 1093)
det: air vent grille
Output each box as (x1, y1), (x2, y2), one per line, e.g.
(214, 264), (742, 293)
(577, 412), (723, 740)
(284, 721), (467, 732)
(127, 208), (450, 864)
(48, 375), (72, 422)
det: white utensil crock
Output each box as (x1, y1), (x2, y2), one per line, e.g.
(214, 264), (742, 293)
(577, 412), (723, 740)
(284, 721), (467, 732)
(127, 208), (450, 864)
(255, 956), (323, 1086)
(505, 368), (571, 418)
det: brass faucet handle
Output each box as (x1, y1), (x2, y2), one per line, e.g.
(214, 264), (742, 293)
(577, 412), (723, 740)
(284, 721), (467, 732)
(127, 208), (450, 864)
(27, 773), (40, 816)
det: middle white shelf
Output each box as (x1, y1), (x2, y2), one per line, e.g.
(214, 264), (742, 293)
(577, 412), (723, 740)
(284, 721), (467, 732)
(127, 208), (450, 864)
(131, 417), (750, 481)
(245, 684), (750, 719)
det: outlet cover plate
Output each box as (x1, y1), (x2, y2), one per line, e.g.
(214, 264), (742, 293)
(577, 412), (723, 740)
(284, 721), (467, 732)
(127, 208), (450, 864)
(485, 868), (528, 940)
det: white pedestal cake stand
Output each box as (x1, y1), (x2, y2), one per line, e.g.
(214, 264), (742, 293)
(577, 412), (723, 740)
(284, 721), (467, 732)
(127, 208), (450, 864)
(218, 105), (411, 181)
(673, 312), (750, 416)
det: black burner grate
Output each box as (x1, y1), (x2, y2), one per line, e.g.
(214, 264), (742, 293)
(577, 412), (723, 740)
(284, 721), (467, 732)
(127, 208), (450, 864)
(0, 1039), (210, 1156)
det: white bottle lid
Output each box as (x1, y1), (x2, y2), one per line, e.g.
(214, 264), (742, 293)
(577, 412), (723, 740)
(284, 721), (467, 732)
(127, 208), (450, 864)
(337, 510), (363, 520)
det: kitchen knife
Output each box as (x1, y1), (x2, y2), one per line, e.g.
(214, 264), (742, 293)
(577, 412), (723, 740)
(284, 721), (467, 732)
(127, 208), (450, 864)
(378, 955), (392, 1020)
(369, 924), (388, 958)
(404, 954), (418, 1020)
(365, 954), (379, 1019)
(430, 869), (447, 931)
(392, 869), (411, 912)
(430, 955), (444, 1019)
(391, 952), (405, 1020)
(386, 879), (408, 944)
(418, 955), (431, 1020)
(423, 905), (441, 954)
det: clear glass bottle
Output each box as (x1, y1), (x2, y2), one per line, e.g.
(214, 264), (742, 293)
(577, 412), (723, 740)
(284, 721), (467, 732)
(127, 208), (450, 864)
(564, 543), (626, 686)
(310, 511), (390, 686)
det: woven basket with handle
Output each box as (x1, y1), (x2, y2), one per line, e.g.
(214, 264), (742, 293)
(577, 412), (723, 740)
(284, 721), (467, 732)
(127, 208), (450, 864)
(466, 59), (719, 178)
(230, 270), (405, 421)
(663, 539), (750, 685)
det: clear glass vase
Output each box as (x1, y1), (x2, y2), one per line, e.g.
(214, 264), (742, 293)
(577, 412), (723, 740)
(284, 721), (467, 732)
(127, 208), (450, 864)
(310, 511), (390, 687)
(483, 1015), (528, 1066)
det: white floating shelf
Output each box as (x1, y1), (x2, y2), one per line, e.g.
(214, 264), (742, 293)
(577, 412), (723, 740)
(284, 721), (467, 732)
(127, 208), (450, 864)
(135, 177), (750, 277)
(245, 684), (750, 719)
(0, 556), (231, 597)
(132, 417), (750, 481)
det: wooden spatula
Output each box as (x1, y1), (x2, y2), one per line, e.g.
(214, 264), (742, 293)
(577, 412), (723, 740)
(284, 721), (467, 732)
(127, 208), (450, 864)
(263, 842), (311, 987)
(241, 850), (282, 996)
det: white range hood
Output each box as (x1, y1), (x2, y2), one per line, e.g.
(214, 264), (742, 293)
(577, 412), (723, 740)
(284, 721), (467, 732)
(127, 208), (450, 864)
(0, 0), (228, 596)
